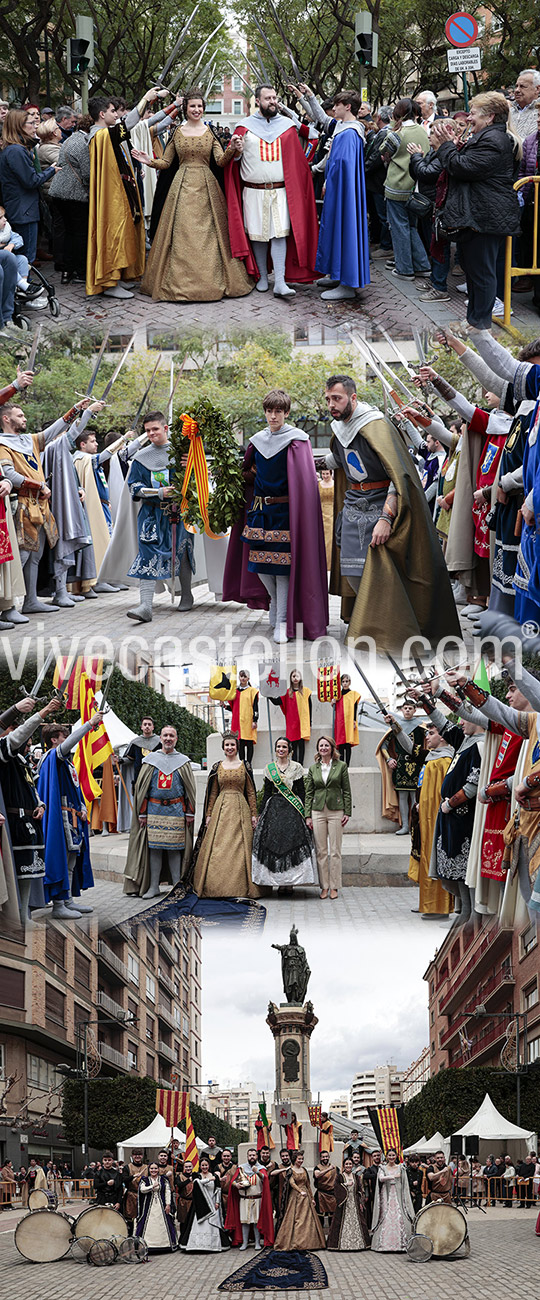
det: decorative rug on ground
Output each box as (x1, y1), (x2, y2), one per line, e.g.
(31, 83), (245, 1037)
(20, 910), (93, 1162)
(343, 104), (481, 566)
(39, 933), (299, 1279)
(218, 1247), (328, 1291)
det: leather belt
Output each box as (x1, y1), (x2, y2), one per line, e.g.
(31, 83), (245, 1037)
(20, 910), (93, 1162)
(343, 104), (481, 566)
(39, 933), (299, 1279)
(148, 796), (184, 806)
(349, 479), (390, 493)
(253, 495), (289, 507)
(243, 181), (285, 190)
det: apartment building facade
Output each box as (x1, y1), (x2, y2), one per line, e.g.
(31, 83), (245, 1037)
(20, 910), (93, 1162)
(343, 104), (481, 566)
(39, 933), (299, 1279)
(425, 916), (540, 1076)
(350, 1063), (404, 1126)
(0, 916), (202, 1168)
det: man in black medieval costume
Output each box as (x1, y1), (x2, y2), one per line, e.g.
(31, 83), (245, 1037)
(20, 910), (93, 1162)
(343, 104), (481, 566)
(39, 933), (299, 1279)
(0, 695), (61, 920)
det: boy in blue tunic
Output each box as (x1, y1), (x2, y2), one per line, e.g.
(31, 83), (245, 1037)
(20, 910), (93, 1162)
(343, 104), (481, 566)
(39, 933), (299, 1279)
(314, 89), (370, 302)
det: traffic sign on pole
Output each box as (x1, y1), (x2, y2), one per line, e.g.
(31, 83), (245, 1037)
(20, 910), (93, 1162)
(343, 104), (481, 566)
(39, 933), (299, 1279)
(447, 47), (481, 72)
(445, 12), (478, 47)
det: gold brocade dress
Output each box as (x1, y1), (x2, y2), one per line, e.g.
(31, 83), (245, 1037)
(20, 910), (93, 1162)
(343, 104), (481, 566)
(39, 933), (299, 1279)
(274, 1167), (326, 1251)
(318, 480), (334, 569)
(141, 128), (253, 302)
(193, 762), (259, 899)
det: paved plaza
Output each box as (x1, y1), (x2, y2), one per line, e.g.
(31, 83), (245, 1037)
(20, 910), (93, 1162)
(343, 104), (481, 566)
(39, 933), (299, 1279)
(0, 580), (477, 663)
(0, 1206), (536, 1299)
(28, 870), (453, 937)
(29, 254), (540, 339)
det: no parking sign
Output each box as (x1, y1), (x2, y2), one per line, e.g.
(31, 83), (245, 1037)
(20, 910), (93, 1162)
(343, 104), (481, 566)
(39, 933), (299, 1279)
(445, 11), (478, 46)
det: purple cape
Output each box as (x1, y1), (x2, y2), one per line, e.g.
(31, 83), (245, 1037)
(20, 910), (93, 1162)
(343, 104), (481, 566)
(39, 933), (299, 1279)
(223, 439), (329, 640)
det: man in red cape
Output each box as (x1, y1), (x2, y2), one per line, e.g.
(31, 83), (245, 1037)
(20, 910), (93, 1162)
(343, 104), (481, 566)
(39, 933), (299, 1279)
(224, 1149), (275, 1248)
(224, 84), (318, 297)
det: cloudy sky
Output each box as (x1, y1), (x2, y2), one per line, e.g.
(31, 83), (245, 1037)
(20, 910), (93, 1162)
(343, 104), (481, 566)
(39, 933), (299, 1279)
(201, 916), (443, 1111)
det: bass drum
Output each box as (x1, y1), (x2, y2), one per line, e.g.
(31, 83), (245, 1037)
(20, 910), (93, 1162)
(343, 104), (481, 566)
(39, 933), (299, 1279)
(414, 1202), (470, 1258)
(14, 1209), (73, 1262)
(28, 1188), (58, 1211)
(74, 1204), (128, 1242)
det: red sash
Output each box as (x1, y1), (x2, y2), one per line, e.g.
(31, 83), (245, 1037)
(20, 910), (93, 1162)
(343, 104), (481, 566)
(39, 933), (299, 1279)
(0, 498), (13, 565)
(481, 731), (523, 880)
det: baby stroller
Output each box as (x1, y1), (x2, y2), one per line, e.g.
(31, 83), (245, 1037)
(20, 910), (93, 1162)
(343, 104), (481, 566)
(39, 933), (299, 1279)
(12, 264), (60, 329)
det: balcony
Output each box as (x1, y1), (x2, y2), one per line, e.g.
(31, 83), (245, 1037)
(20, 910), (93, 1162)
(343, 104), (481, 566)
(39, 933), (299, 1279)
(158, 933), (177, 965)
(97, 991), (128, 1022)
(158, 967), (176, 997)
(98, 941), (129, 983)
(440, 967), (515, 1049)
(158, 1005), (177, 1031)
(450, 1018), (508, 1068)
(98, 1041), (129, 1071)
(158, 1040), (177, 1063)
(439, 927), (513, 1017)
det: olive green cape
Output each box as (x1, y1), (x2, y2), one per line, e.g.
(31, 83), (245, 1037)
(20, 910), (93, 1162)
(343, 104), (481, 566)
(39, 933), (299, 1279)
(329, 417), (460, 651)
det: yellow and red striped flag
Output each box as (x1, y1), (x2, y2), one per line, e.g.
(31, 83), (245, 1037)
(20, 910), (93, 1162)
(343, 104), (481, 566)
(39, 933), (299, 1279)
(156, 1089), (188, 1128)
(73, 671), (113, 810)
(308, 1105), (322, 1127)
(184, 1100), (199, 1172)
(367, 1105), (404, 1161)
(53, 656), (104, 706)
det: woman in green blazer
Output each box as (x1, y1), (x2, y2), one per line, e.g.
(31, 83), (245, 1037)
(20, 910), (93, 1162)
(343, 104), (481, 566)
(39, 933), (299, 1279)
(304, 736), (352, 899)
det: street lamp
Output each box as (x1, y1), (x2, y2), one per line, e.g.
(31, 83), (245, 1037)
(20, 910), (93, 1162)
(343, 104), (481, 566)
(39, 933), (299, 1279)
(58, 1012), (137, 1156)
(473, 1004), (528, 1124)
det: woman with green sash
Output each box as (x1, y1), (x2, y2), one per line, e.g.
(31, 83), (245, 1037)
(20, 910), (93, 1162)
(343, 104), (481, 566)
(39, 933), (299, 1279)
(252, 737), (318, 890)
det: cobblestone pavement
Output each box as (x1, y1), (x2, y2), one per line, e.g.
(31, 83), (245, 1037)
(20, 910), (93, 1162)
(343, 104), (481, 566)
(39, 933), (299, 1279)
(0, 582), (476, 663)
(27, 256), (540, 339)
(28, 871), (452, 936)
(0, 1206), (536, 1299)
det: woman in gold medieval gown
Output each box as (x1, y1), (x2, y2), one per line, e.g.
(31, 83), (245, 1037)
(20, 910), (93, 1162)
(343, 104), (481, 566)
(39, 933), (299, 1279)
(131, 88), (253, 302)
(191, 732), (259, 899)
(274, 1154), (326, 1251)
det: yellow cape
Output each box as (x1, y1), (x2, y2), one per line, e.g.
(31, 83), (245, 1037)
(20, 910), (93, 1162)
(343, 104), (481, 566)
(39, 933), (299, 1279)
(409, 754), (453, 915)
(87, 128), (145, 295)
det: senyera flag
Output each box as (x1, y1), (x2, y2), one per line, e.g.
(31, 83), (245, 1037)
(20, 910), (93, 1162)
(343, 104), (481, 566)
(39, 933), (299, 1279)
(74, 671), (113, 809)
(156, 1090), (199, 1171)
(53, 655), (104, 706)
(367, 1104), (405, 1160)
(156, 1088), (188, 1128)
(308, 1105), (322, 1127)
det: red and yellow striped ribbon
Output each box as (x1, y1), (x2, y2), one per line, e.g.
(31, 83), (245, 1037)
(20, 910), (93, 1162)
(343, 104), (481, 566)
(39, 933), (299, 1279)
(179, 414), (219, 539)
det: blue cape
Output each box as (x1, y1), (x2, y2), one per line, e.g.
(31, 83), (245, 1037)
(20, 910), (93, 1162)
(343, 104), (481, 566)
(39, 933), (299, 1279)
(37, 750), (93, 901)
(315, 127), (370, 289)
(515, 400), (540, 623)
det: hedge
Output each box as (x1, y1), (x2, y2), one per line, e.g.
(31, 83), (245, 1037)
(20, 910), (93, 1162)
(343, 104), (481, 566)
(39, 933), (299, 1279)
(0, 664), (212, 767)
(403, 1064), (540, 1146)
(62, 1075), (248, 1156)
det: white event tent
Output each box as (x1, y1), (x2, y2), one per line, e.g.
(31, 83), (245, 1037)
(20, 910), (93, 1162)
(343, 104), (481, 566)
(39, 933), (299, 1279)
(403, 1131), (450, 1159)
(117, 1112), (206, 1162)
(452, 1092), (536, 1161)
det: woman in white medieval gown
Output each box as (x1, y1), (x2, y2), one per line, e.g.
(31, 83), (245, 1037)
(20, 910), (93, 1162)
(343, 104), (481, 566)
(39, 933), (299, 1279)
(179, 1156), (230, 1252)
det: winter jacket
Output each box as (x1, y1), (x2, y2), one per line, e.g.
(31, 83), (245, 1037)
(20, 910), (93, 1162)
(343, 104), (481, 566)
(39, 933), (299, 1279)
(519, 129), (540, 206)
(364, 125), (390, 194)
(409, 147), (444, 204)
(0, 144), (55, 224)
(437, 122), (521, 236)
(49, 132), (91, 204)
(383, 122), (429, 201)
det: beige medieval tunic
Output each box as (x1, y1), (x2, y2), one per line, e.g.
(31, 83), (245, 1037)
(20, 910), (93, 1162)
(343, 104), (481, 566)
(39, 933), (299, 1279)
(141, 128), (253, 302)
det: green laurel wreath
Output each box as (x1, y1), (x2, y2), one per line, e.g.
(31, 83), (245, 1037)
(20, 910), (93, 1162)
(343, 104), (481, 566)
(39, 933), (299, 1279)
(169, 399), (245, 534)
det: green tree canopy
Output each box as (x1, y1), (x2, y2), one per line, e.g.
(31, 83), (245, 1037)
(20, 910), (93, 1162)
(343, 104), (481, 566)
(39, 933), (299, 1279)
(62, 1074), (248, 1154)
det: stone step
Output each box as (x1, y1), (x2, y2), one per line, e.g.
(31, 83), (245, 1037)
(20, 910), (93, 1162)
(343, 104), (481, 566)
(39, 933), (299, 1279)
(89, 830), (413, 888)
